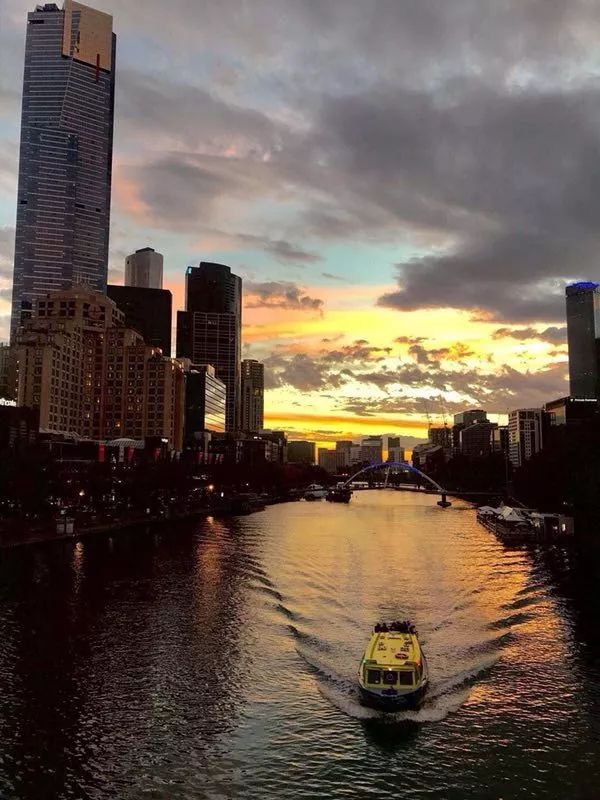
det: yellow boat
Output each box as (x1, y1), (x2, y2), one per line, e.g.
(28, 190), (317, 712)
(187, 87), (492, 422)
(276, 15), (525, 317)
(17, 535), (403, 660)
(358, 622), (428, 711)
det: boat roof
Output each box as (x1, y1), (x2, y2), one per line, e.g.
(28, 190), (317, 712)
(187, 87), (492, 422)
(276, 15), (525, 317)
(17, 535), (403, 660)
(362, 632), (422, 668)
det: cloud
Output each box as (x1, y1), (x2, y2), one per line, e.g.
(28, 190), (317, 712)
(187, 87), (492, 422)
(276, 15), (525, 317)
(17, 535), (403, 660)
(0, 227), (14, 280)
(245, 281), (324, 313)
(492, 326), (567, 345)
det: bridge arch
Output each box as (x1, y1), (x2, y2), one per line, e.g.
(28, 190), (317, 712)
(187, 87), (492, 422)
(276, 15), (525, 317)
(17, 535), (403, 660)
(343, 461), (446, 494)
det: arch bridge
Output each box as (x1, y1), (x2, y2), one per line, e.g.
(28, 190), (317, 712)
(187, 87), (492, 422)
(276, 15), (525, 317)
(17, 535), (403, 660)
(342, 461), (451, 507)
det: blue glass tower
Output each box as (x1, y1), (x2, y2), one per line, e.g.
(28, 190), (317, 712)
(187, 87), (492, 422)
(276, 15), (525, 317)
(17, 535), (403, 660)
(10, 2), (116, 340)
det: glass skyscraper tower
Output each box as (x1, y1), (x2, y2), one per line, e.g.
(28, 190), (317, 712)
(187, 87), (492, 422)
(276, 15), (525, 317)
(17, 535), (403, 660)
(566, 281), (600, 398)
(176, 263), (242, 432)
(10, 1), (116, 339)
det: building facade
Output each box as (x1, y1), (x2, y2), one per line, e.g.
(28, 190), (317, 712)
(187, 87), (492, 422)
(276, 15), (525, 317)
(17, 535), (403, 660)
(508, 409), (544, 468)
(387, 437), (406, 463)
(318, 448), (338, 472)
(107, 284), (172, 356)
(566, 282), (600, 399)
(124, 247), (163, 290)
(452, 409), (487, 452)
(241, 359), (264, 432)
(0, 345), (17, 402)
(545, 395), (600, 426)
(177, 263), (242, 431)
(459, 421), (497, 459)
(287, 440), (315, 464)
(360, 436), (383, 464)
(15, 288), (184, 450)
(11, 2), (116, 339)
(183, 363), (226, 444)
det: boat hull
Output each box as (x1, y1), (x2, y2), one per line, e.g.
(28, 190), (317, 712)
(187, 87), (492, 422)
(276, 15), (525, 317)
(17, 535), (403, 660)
(359, 681), (427, 712)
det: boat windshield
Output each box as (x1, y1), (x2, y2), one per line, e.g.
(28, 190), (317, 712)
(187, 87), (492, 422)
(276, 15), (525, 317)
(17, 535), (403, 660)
(399, 670), (414, 686)
(367, 669), (381, 684)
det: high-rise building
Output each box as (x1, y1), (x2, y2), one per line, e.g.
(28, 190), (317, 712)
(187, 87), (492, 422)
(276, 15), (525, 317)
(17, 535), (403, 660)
(318, 448), (338, 472)
(10, 2), (116, 340)
(183, 363), (226, 443)
(107, 285), (172, 356)
(241, 359), (264, 432)
(287, 440), (315, 464)
(459, 421), (497, 459)
(545, 395), (600, 426)
(360, 436), (383, 464)
(124, 247), (164, 290)
(508, 409), (544, 468)
(15, 288), (185, 450)
(387, 437), (406, 463)
(176, 263), (242, 431)
(452, 409), (487, 452)
(0, 344), (17, 402)
(566, 282), (600, 399)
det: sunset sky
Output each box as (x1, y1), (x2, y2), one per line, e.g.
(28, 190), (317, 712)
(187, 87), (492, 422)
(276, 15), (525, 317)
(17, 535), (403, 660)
(2, 0), (596, 445)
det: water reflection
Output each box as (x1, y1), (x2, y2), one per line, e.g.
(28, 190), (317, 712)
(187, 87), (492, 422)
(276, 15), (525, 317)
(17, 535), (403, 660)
(0, 493), (599, 798)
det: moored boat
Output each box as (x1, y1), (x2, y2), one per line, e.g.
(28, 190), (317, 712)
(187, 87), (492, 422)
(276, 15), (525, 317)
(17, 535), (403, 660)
(303, 484), (327, 500)
(358, 621), (428, 711)
(326, 486), (352, 503)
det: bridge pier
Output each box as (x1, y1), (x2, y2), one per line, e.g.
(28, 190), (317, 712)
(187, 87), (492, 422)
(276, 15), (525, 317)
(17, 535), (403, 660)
(437, 492), (452, 508)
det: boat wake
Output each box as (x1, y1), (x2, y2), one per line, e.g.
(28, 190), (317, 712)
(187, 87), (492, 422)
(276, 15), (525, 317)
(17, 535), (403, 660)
(295, 642), (495, 725)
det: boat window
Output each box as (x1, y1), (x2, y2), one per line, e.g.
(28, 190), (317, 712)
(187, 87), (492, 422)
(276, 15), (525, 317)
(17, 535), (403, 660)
(399, 670), (414, 686)
(367, 669), (381, 684)
(383, 670), (398, 685)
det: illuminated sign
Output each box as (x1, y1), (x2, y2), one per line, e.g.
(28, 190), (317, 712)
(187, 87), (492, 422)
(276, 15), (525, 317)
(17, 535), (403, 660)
(0, 398), (17, 407)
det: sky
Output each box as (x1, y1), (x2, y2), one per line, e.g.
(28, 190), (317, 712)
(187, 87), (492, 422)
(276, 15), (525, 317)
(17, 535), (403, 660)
(1, 0), (598, 446)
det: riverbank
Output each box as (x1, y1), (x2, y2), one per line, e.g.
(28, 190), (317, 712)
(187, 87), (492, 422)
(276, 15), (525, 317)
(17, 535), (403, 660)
(0, 493), (295, 550)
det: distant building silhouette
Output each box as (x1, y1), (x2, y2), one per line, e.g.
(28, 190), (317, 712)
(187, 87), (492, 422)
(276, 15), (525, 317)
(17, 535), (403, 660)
(241, 359), (264, 432)
(566, 282), (600, 398)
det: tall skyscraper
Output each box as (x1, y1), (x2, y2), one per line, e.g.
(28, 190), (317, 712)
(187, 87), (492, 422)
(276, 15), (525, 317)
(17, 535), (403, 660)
(566, 282), (600, 399)
(107, 285), (172, 356)
(125, 247), (163, 289)
(508, 409), (543, 468)
(176, 263), (242, 431)
(241, 359), (264, 432)
(10, 2), (116, 341)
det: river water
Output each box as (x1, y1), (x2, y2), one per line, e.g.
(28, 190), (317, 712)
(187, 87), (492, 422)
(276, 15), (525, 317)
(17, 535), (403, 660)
(1, 492), (600, 799)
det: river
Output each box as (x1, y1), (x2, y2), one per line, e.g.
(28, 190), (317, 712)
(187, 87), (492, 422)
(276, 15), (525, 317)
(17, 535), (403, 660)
(1, 491), (599, 799)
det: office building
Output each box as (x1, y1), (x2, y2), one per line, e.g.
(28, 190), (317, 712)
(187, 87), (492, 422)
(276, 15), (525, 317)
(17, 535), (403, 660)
(387, 436), (406, 463)
(452, 409), (488, 452)
(177, 263), (242, 431)
(335, 440), (353, 467)
(241, 359), (264, 432)
(0, 345), (17, 402)
(360, 436), (383, 464)
(258, 430), (287, 463)
(287, 440), (315, 464)
(318, 448), (338, 472)
(124, 247), (163, 290)
(566, 282), (600, 398)
(412, 443), (444, 472)
(459, 421), (497, 459)
(11, 2), (116, 340)
(15, 288), (184, 450)
(183, 363), (226, 444)
(545, 395), (600, 426)
(508, 409), (544, 468)
(107, 284), (172, 356)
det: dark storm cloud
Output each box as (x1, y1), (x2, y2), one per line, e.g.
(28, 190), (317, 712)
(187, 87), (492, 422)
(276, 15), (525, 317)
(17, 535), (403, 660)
(245, 281), (324, 312)
(5, 0), (600, 331)
(313, 82), (600, 322)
